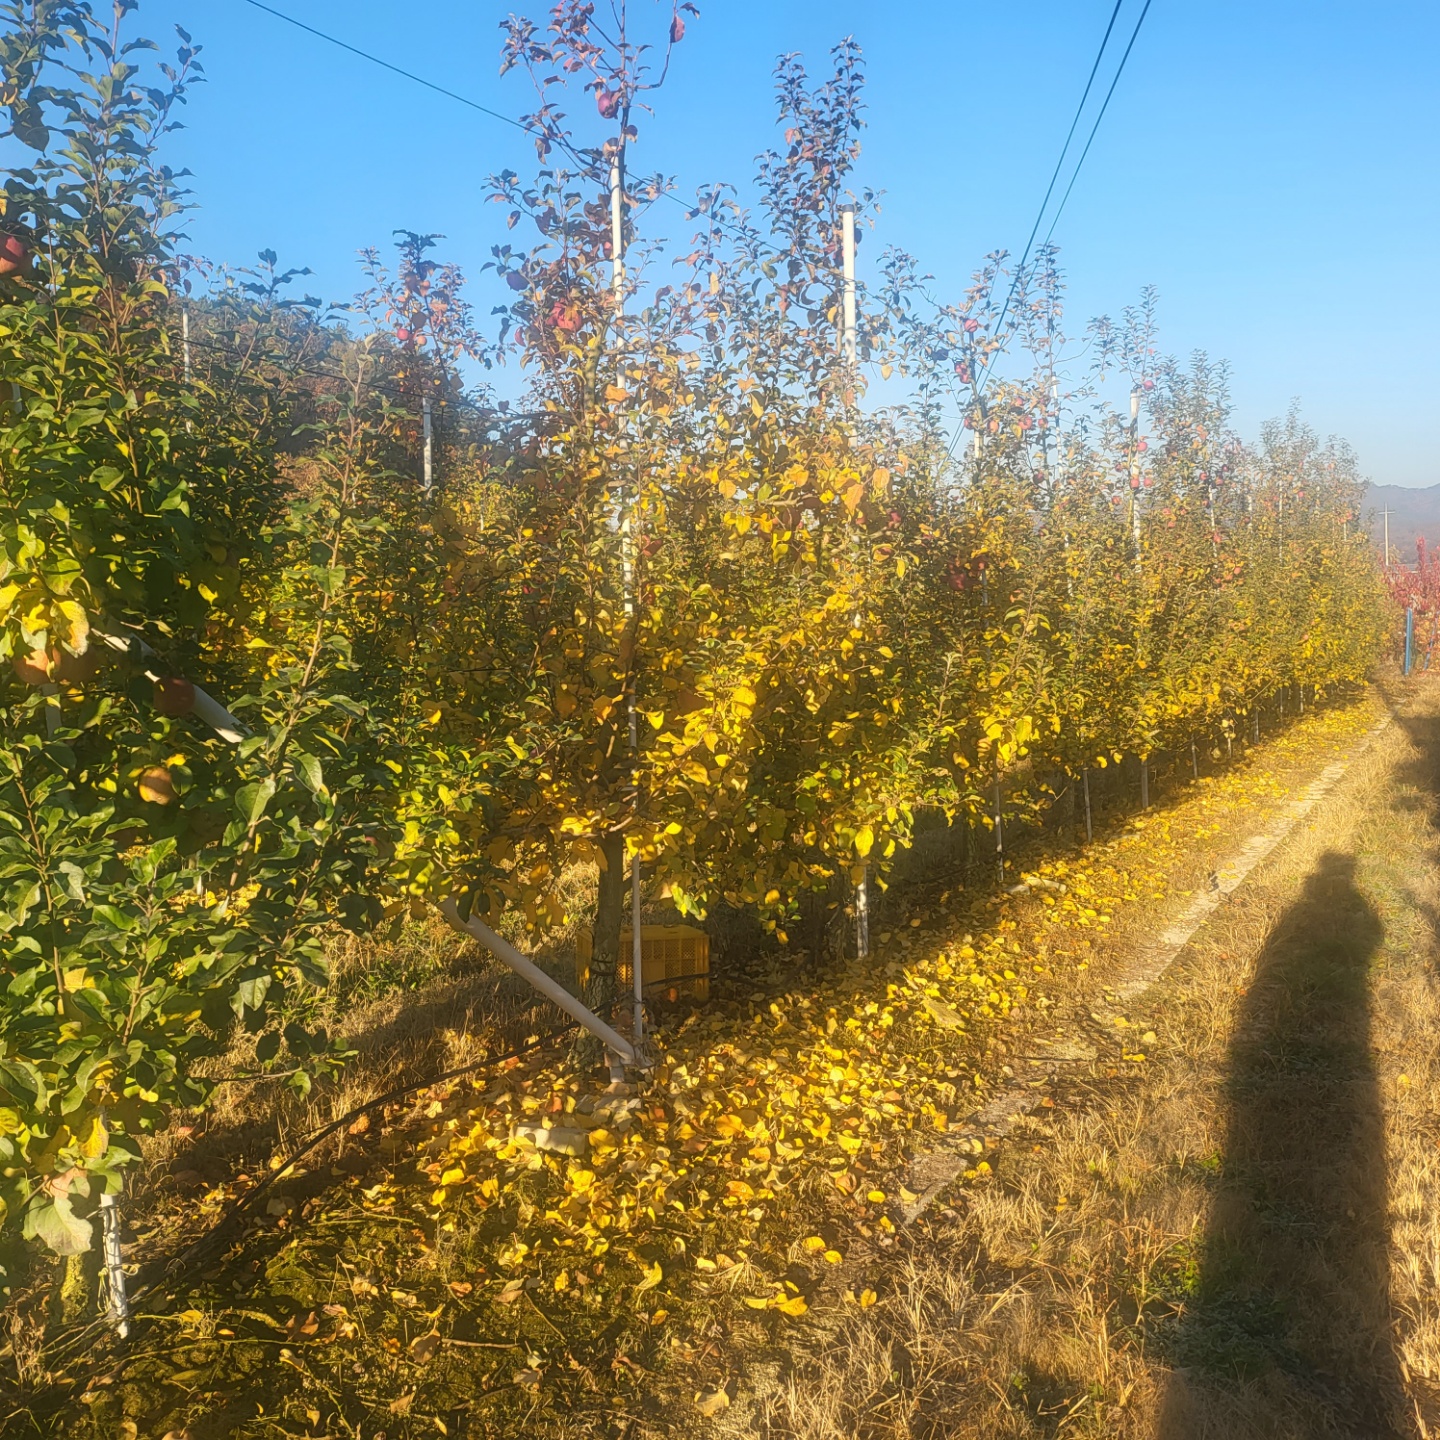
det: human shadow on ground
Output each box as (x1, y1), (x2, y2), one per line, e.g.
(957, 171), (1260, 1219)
(1158, 851), (1414, 1438)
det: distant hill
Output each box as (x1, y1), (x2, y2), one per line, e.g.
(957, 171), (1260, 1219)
(1364, 483), (1440, 565)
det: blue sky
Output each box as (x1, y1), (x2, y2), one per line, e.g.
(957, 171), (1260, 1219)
(142, 1), (1438, 484)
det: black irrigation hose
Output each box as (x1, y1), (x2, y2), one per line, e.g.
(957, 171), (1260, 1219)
(33, 1020), (579, 1374)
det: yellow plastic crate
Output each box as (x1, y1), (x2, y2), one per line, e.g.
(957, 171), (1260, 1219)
(576, 923), (710, 1003)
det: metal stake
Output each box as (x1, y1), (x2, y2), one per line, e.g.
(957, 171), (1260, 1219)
(994, 779), (1005, 883)
(611, 147), (643, 1039)
(100, 1186), (130, 1339)
(855, 866), (870, 960)
(839, 203), (869, 955)
(840, 204), (857, 367)
(631, 853), (644, 1042)
(422, 394), (433, 494)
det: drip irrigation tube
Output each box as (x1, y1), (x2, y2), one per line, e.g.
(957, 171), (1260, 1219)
(32, 1023), (577, 1376)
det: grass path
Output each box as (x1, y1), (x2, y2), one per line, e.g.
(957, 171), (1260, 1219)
(769, 677), (1440, 1439)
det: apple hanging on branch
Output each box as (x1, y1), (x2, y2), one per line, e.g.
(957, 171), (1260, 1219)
(0, 233), (29, 275)
(137, 765), (176, 805)
(153, 676), (196, 717)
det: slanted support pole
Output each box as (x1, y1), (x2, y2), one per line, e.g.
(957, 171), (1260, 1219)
(438, 900), (639, 1079)
(97, 630), (248, 743)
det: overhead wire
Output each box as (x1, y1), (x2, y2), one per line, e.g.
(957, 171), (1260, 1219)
(238, 0), (548, 146)
(232, 0), (858, 289)
(946, 0), (1138, 459)
(1042, 0), (1155, 245)
(982, 1), (1125, 345)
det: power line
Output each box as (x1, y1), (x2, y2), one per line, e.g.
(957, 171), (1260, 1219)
(947, 0), (1155, 458)
(238, 0), (545, 145)
(232, 0), (857, 288)
(1044, 0), (1155, 244)
(990, 1), (1125, 336)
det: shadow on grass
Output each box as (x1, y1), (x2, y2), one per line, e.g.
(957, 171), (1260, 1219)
(1159, 851), (1415, 1438)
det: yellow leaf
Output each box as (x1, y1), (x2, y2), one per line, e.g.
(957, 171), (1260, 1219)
(801, 1236), (825, 1252)
(774, 1295), (808, 1316)
(634, 1261), (663, 1295)
(858, 1288), (877, 1309)
(695, 1388), (730, 1416)
(854, 825), (874, 858)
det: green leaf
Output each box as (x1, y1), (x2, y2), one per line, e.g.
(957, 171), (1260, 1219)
(0, 1058), (47, 1108)
(232, 971), (272, 1017)
(91, 904), (136, 932)
(24, 1192), (93, 1256)
(293, 752), (324, 794)
(235, 778), (277, 827)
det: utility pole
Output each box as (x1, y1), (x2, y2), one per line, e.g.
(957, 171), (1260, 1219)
(421, 394), (433, 495)
(1381, 506), (1394, 569)
(840, 203), (857, 368)
(181, 306), (193, 434)
(610, 155), (626, 306)
(839, 203), (870, 962)
(1129, 387), (1142, 568)
(610, 146), (643, 1046)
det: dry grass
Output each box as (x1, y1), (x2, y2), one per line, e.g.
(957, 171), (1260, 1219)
(98, 917), (584, 1309)
(762, 679), (1440, 1439)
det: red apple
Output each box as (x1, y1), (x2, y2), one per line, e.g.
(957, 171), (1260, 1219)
(549, 301), (581, 332)
(12, 649), (50, 685)
(154, 676), (196, 717)
(597, 88), (620, 119)
(0, 234), (29, 275)
(51, 646), (100, 684)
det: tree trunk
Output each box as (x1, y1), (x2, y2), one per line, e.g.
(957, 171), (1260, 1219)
(575, 831), (625, 1070)
(51, 1247), (98, 1328)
